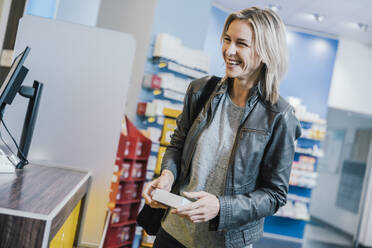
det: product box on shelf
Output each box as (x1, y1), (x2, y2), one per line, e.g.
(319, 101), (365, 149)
(120, 162), (131, 180)
(142, 74), (162, 89)
(105, 224), (136, 248)
(153, 33), (210, 72)
(155, 146), (167, 175)
(118, 182), (141, 201)
(160, 118), (177, 146)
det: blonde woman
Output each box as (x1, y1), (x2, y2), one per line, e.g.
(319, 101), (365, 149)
(143, 7), (301, 248)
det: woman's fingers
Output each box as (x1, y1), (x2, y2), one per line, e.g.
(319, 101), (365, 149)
(142, 181), (157, 205)
(171, 191), (220, 222)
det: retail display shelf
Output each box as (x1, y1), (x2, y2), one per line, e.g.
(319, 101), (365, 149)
(262, 232), (304, 244)
(163, 107), (182, 118)
(111, 220), (137, 228)
(141, 243), (153, 248)
(103, 117), (151, 247)
(116, 199), (141, 205)
(153, 57), (208, 79)
(289, 183), (315, 189)
(120, 178), (145, 182)
(273, 214), (310, 222)
(295, 147), (323, 157)
(123, 157), (147, 161)
(122, 156), (150, 161)
(144, 88), (186, 103)
(106, 241), (132, 248)
(299, 118), (326, 125)
(299, 135), (324, 142)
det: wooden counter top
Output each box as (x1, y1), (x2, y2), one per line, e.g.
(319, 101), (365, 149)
(0, 163), (90, 248)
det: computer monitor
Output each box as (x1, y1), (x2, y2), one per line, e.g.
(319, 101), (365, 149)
(0, 46), (30, 112)
(0, 46), (43, 169)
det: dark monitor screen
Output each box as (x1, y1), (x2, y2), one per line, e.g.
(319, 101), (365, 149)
(0, 47), (30, 109)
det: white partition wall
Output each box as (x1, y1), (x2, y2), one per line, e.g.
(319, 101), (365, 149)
(8, 15), (136, 246)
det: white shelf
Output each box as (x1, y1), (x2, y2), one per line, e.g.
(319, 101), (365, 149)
(289, 183), (316, 189)
(295, 147), (324, 157)
(298, 118), (326, 125)
(155, 59), (208, 79)
(167, 61), (208, 79)
(273, 213), (310, 221)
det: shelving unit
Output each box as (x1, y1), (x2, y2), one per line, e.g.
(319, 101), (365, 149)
(134, 33), (210, 248)
(103, 116), (152, 248)
(264, 119), (326, 240)
(153, 58), (208, 79)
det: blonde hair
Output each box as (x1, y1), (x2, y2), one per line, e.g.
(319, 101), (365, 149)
(221, 7), (288, 104)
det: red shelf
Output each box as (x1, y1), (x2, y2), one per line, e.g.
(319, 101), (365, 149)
(104, 116), (151, 248)
(123, 156), (149, 161)
(120, 177), (146, 182)
(111, 220), (136, 227)
(106, 241), (132, 248)
(116, 199), (141, 205)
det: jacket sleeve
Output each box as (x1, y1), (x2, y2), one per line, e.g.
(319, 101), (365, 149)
(160, 83), (195, 182)
(215, 107), (302, 231)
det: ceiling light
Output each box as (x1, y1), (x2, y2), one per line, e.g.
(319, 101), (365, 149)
(268, 4), (281, 12)
(358, 23), (368, 32)
(313, 14), (325, 23)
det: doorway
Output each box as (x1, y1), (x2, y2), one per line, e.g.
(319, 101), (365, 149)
(306, 107), (372, 247)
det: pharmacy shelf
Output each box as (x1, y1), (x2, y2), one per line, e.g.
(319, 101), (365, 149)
(106, 241), (132, 248)
(295, 147), (324, 157)
(299, 135), (325, 142)
(289, 183), (316, 189)
(111, 220), (137, 228)
(103, 117), (152, 248)
(273, 213), (310, 222)
(153, 57), (208, 79)
(264, 216), (307, 239)
(298, 118), (326, 125)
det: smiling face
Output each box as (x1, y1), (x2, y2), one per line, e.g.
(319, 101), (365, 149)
(222, 19), (262, 81)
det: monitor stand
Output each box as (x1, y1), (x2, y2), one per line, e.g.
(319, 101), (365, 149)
(16, 80), (43, 169)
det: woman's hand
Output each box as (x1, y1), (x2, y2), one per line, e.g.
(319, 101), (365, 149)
(171, 191), (220, 223)
(142, 169), (174, 209)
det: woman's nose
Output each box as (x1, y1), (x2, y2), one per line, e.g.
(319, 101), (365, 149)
(226, 43), (237, 56)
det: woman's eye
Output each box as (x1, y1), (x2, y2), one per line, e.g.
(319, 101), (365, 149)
(224, 37), (231, 42)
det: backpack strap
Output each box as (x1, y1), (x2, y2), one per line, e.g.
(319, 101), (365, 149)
(194, 76), (221, 120)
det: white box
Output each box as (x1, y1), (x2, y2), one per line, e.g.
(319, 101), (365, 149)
(152, 189), (192, 208)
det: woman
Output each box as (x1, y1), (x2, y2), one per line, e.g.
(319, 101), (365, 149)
(143, 7), (301, 248)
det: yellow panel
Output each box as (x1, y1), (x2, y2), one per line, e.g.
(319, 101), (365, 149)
(163, 107), (181, 118)
(160, 118), (177, 146)
(50, 201), (82, 248)
(155, 146), (167, 175)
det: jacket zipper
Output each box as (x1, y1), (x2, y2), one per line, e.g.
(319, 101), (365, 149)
(222, 126), (242, 194)
(222, 98), (259, 195)
(183, 91), (224, 182)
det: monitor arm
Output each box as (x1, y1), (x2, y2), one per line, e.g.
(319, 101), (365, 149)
(16, 80), (43, 169)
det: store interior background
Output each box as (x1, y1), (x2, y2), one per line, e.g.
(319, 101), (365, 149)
(1, 0), (372, 247)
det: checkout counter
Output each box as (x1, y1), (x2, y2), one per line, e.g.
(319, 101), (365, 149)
(0, 164), (90, 248)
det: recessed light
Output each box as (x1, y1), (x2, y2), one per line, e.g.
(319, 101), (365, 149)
(358, 23), (368, 32)
(268, 4), (281, 12)
(313, 14), (325, 23)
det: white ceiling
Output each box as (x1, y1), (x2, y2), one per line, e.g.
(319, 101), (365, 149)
(213, 0), (372, 45)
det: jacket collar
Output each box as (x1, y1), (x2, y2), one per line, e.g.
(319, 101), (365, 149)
(215, 77), (262, 106)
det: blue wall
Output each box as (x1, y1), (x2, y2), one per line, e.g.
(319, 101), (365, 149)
(281, 31), (338, 119)
(151, 0), (213, 50)
(203, 6), (227, 77)
(204, 6), (338, 119)
(26, 0), (56, 18)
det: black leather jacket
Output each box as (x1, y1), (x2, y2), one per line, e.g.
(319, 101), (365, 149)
(161, 76), (302, 247)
